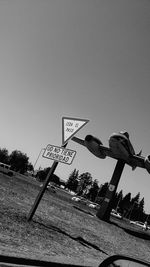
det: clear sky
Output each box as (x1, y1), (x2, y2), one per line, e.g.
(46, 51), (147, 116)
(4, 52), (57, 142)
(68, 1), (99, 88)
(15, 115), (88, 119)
(0, 0), (150, 212)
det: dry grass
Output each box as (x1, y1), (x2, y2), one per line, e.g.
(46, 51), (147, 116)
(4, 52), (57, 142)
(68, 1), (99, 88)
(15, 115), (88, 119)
(0, 173), (150, 266)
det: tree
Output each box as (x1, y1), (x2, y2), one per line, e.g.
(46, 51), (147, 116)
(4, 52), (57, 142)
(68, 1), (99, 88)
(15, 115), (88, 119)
(77, 172), (92, 196)
(36, 167), (60, 185)
(119, 192), (131, 217)
(98, 182), (108, 198)
(87, 179), (99, 202)
(129, 192), (140, 220)
(138, 197), (145, 221)
(139, 197), (145, 213)
(111, 192), (119, 210)
(66, 169), (79, 192)
(36, 169), (46, 182)
(9, 150), (30, 174)
(94, 182), (109, 205)
(27, 162), (34, 172)
(0, 148), (9, 164)
(115, 190), (123, 211)
(131, 192), (140, 206)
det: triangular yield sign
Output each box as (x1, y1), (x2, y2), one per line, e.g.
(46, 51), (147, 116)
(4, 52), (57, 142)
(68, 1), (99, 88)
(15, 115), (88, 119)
(62, 117), (89, 145)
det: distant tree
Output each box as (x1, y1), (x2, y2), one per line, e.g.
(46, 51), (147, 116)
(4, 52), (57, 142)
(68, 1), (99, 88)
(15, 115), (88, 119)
(111, 192), (119, 210)
(145, 213), (150, 224)
(27, 162), (34, 172)
(66, 169), (79, 192)
(119, 192), (131, 217)
(131, 192), (140, 206)
(138, 197), (145, 221)
(9, 150), (30, 174)
(36, 169), (46, 182)
(0, 148), (9, 164)
(93, 182), (109, 205)
(87, 179), (99, 202)
(98, 182), (108, 198)
(115, 190), (123, 211)
(129, 192), (140, 220)
(77, 172), (92, 196)
(52, 174), (60, 185)
(36, 167), (60, 185)
(139, 197), (145, 213)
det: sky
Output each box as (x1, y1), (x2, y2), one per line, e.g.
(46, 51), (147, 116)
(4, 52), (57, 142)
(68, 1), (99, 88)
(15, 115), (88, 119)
(0, 0), (150, 212)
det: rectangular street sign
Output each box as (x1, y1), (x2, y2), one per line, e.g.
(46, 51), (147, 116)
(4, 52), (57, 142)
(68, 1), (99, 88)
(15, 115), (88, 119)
(43, 144), (76, 165)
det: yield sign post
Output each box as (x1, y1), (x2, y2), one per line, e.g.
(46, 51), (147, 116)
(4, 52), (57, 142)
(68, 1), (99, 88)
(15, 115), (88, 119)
(27, 160), (59, 221)
(27, 117), (89, 222)
(62, 117), (89, 145)
(27, 143), (68, 222)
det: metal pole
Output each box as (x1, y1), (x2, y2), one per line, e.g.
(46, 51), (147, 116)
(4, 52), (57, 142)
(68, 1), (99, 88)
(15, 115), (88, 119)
(96, 159), (125, 222)
(27, 161), (58, 221)
(27, 143), (67, 221)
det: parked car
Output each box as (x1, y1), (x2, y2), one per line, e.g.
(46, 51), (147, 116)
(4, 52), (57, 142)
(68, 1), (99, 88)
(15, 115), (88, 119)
(130, 221), (148, 230)
(71, 196), (87, 205)
(71, 196), (81, 202)
(0, 162), (14, 177)
(47, 184), (56, 189)
(69, 191), (76, 195)
(88, 202), (99, 209)
(79, 198), (88, 205)
(40, 183), (56, 193)
(111, 210), (122, 219)
(130, 220), (138, 225)
(88, 203), (96, 208)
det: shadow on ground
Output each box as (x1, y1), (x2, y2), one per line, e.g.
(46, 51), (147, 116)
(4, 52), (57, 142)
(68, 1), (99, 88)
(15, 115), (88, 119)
(124, 228), (150, 240)
(110, 219), (150, 240)
(33, 220), (108, 256)
(73, 205), (95, 217)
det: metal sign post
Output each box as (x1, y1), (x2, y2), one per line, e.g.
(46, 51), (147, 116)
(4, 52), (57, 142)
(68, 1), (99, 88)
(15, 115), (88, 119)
(27, 142), (68, 221)
(96, 159), (125, 221)
(27, 116), (89, 221)
(27, 159), (60, 221)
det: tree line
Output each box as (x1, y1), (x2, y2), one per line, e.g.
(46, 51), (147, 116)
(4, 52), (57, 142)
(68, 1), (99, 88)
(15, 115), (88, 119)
(1, 142), (148, 224)
(36, 167), (65, 187)
(66, 168), (149, 223)
(0, 148), (33, 174)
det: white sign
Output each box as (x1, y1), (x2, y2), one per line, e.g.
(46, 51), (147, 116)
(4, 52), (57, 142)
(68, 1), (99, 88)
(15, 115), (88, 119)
(62, 117), (89, 145)
(43, 144), (76, 165)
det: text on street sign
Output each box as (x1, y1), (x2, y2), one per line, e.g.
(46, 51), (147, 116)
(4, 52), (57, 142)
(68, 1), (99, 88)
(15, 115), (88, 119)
(62, 117), (89, 145)
(43, 144), (76, 165)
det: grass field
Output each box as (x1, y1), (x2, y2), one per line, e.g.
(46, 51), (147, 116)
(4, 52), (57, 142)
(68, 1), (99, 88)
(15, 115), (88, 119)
(0, 173), (150, 266)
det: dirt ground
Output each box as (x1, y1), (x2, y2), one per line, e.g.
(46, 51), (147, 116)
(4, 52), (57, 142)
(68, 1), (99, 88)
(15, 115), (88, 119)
(0, 173), (150, 266)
